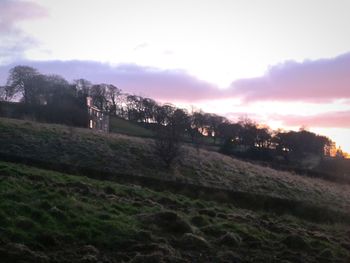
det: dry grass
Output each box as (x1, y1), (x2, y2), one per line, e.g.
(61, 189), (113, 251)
(179, 147), (350, 213)
(1, 117), (349, 215)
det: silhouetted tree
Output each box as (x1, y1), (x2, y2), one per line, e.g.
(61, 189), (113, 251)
(125, 95), (144, 121)
(106, 85), (121, 115)
(90, 84), (108, 110)
(217, 122), (241, 141)
(154, 103), (176, 125)
(274, 130), (331, 158)
(335, 147), (347, 159)
(186, 110), (209, 150)
(2, 64), (340, 168)
(0, 86), (11, 101)
(238, 118), (258, 148)
(6, 66), (41, 103)
(74, 79), (91, 96)
(207, 114), (227, 144)
(218, 122), (242, 154)
(256, 127), (272, 148)
(141, 97), (157, 123)
(43, 74), (71, 105)
(192, 110), (208, 135)
(154, 107), (188, 168)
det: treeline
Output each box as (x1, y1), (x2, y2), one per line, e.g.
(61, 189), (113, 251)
(0, 66), (343, 167)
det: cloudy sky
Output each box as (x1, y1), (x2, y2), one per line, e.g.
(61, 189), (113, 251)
(1, 0), (350, 152)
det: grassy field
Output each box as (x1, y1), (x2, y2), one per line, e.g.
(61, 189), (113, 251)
(109, 116), (154, 138)
(0, 161), (349, 262)
(1, 117), (350, 219)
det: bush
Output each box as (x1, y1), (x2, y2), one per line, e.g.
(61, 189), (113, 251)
(154, 125), (182, 168)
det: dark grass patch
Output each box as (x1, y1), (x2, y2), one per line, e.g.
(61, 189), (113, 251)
(0, 161), (349, 262)
(109, 117), (154, 138)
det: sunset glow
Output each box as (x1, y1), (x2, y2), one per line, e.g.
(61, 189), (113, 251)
(1, 0), (350, 152)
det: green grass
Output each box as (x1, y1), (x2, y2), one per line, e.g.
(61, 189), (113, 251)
(109, 116), (154, 137)
(0, 163), (140, 248)
(0, 161), (349, 262)
(1, 117), (350, 219)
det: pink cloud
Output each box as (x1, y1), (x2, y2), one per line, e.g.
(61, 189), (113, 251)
(231, 52), (350, 103)
(0, 61), (221, 102)
(0, 0), (47, 33)
(1, 51), (350, 104)
(0, 1), (47, 63)
(274, 111), (350, 128)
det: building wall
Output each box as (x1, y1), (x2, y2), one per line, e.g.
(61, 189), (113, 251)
(87, 104), (109, 133)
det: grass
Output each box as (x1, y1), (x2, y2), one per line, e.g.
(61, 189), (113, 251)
(1, 117), (350, 219)
(109, 116), (154, 137)
(0, 164), (140, 248)
(0, 161), (349, 262)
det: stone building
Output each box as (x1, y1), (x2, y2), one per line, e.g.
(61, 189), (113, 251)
(87, 97), (109, 132)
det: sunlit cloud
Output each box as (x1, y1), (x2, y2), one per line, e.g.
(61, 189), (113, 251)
(0, 58), (350, 152)
(274, 111), (350, 129)
(1, 54), (350, 105)
(1, 0), (350, 152)
(16, 0), (350, 86)
(231, 52), (350, 103)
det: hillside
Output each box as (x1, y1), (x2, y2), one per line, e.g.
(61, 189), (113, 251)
(109, 116), (154, 138)
(0, 117), (350, 262)
(1, 117), (350, 218)
(0, 161), (349, 262)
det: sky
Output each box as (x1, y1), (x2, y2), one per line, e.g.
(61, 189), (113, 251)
(0, 0), (350, 152)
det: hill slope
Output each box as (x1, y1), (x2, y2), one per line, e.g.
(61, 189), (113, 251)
(0, 117), (349, 218)
(0, 161), (349, 262)
(109, 116), (154, 138)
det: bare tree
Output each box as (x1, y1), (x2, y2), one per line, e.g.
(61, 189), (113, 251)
(141, 97), (157, 123)
(6, 66), (41, 103)
(207, 114), (227, 144)
(74, 79), (92, 96)
(0, 86), (10, 101)
(154, 107), (188, 168)
(106, 85), (121, 115)
(90, 84), (108, 110)
(43, 74), (71, 105)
